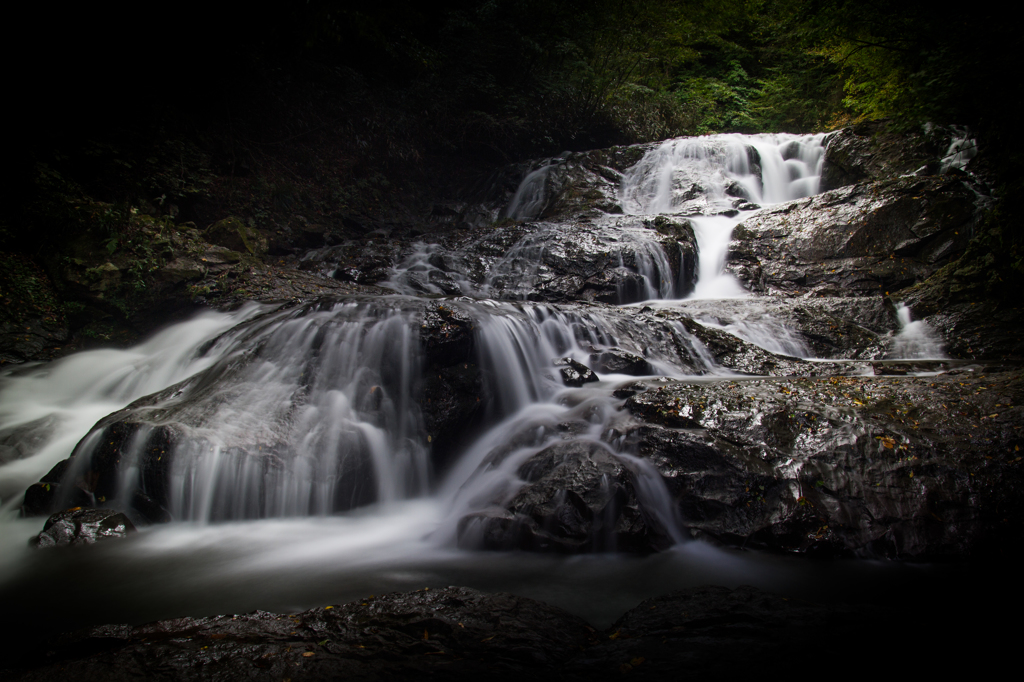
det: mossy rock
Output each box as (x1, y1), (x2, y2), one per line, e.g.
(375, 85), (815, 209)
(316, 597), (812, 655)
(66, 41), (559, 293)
(204, 217), (268, 258)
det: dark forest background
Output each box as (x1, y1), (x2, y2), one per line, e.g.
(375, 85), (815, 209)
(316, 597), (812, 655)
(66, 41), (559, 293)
(2, 1), (1021, 350)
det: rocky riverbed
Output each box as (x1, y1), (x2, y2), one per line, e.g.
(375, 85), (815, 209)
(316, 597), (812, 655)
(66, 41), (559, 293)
(1, 582), (1007, 680)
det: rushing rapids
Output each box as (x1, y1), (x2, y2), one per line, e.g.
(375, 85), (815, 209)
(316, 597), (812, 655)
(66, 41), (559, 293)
(4, 129), (1018, 637)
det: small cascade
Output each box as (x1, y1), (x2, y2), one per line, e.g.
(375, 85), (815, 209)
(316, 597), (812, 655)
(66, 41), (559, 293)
(14, 298), (703, 529)
(889, 304), (947, 359)
(504, 161), (559, 220)
(0, 304), (266, 514)
(940, 129), (978, 174)
(59, 301), (434, 521)
(436, 301), (685, 549)
(619, 133), (826, 297)
(382, 242), (470, 296)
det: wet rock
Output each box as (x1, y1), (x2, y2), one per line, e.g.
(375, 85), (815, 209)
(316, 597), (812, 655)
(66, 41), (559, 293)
(26, 299), (488, 522)
(3, 583), (997, 680)
(897, 254), (1024, 360)
(21, 459), (92, 516)
(322, 212), (699, 304)
(475, 218), (697, 303)
(819, 120), (954, 191)
(460, 441), (673, 553)
(0, 415), (60, 466)
(666, 297), (896, 360)
(4, 586), (595, 681)
(30, 508), (136, 548)
(554, 358), (598, 386)
(727, 176), (979, 297)
(420, 302), (475, 367)
(624, 370), (1024, 558)
(612, 381), (647, 399)
(589, 348), (654, 376)
(422, 361), (486, 470)
(503, 146), (654, 221)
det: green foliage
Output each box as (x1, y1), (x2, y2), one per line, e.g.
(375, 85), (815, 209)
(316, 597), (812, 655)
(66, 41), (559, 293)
(0, 252), (61, 325)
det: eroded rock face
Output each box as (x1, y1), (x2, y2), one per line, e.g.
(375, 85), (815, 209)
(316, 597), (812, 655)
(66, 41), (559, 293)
(303, 216), (699, 304)
(727, 176), (978, 297)
(819, 120), (949, 191)
(624, 370), (1024, 558)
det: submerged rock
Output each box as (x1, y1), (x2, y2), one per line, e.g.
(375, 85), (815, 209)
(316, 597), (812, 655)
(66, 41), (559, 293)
(589, 348), (654, 376)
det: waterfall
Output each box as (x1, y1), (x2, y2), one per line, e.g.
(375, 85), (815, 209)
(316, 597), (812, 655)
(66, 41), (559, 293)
(890, 304), (947, 359)
(0, 304), (266, 515)
(619, 133), (826, 298)
(504, 161), (559, 220)
(0, 129), (979, 633)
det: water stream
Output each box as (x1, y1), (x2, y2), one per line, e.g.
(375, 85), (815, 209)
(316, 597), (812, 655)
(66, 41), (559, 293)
(0, 132), (950, 631)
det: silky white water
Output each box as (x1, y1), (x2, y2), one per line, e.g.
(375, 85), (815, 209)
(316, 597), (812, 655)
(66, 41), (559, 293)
(619, 133), (825, 299)
(0, 132), (951, 631)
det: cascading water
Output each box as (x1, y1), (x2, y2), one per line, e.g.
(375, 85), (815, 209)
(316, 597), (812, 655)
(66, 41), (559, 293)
(889, 304), (947, 360)
(0, 130), (959, 634)
(504, 162), (557, 221)
(0, 304), (267, 516)
(619, 133), (825, 299)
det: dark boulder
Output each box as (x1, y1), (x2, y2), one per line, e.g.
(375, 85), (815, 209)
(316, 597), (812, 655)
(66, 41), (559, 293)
(203, 217), (268, 257)
(30, 508), (136, 548)
(588, 348), (654, 376)
(727, 175), (979, 297)
(624, 370), (1024, 558)
(3, 586), (595, 681)
(553, 357), (598, 386)
(459, 440), (674, 553)
(819, 120), (953, 191)
(564, 585), (917, 678)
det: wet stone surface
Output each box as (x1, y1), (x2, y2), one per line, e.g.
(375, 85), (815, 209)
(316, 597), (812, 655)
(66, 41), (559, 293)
(727, 176), (978, 297)
(2, 584), (993, 680)
(460, 440), (672, 553)
(624, 370), (1024, 558)
(29, 508), (136, 548)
